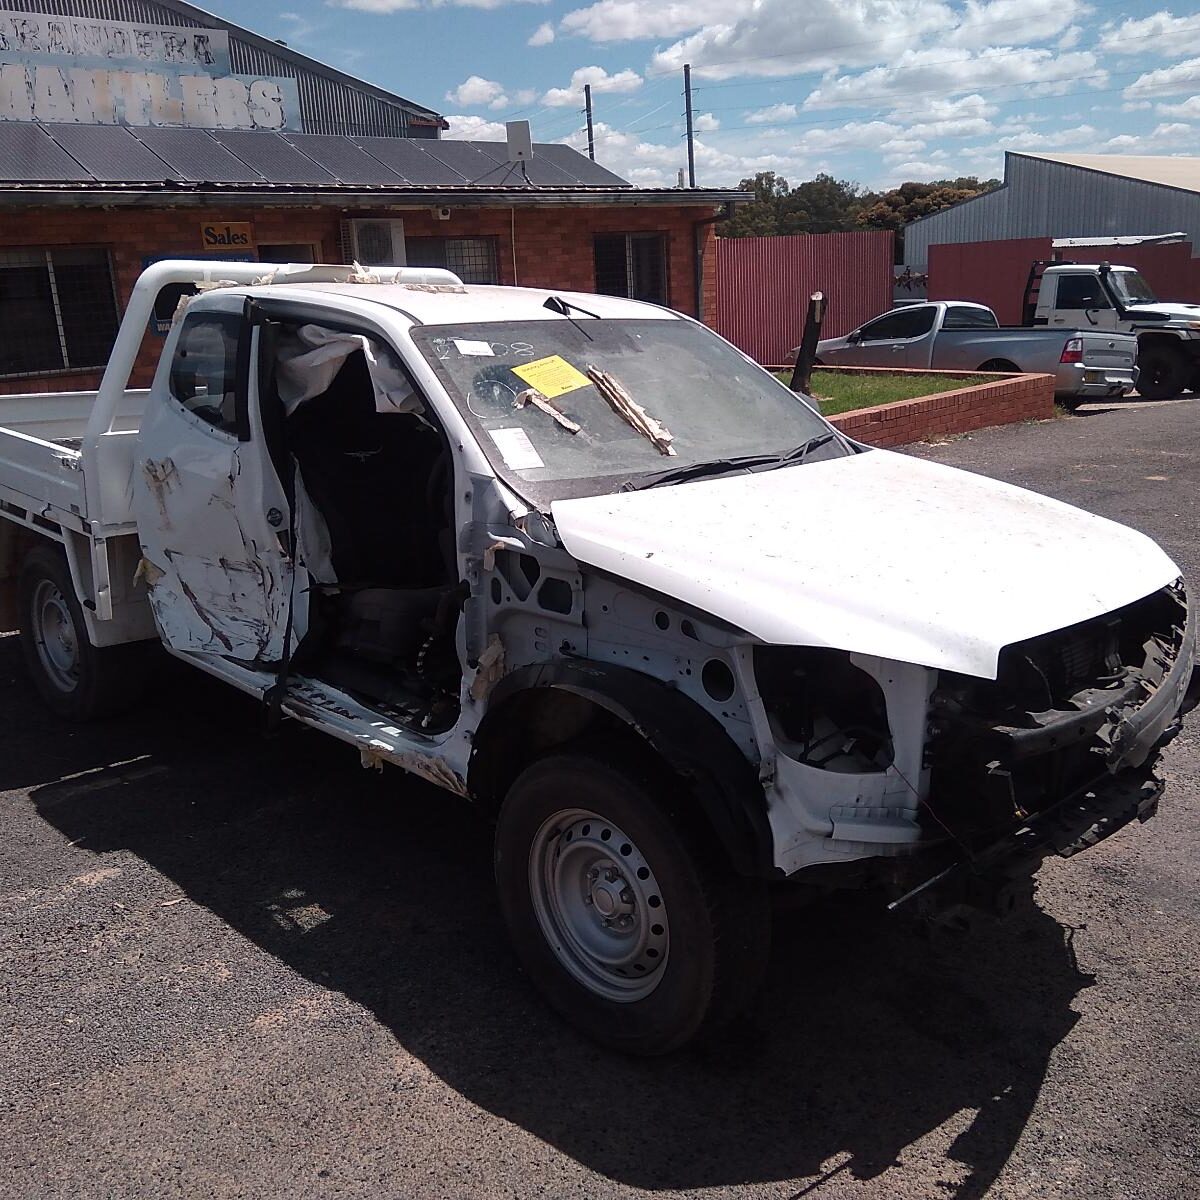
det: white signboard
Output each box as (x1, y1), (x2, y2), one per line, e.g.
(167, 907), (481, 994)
(0, 10), (302, 130)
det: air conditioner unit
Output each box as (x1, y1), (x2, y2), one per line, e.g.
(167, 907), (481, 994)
(340, 218), (406, 266)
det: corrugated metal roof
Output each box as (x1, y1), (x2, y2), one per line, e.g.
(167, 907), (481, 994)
(1016, 152), (1200, 194)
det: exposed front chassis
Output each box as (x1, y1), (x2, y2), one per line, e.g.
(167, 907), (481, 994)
(753, 585), (1195, 907)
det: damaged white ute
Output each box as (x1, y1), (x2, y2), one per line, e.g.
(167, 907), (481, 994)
(0, 260), (1194, 1054)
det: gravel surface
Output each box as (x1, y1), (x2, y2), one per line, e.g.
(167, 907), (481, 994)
(2, 397), (1198, 1200)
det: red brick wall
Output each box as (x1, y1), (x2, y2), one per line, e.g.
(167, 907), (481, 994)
(0, 202), (717, 395)
(826, 368), (1056, 447)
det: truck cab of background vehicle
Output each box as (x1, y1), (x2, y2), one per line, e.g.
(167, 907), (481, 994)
(1030, 263), (1200, 399)
(0, 261), (1195, 1056)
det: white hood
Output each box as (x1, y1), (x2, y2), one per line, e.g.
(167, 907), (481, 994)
(1127, 301), (1200, 321)
(551, 450), (1180, 679)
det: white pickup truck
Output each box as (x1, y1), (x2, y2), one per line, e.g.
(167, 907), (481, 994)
(1024, 261), (1200, 400)
(814, 300), (1138, 403)
(1, 261), (1194, 1054)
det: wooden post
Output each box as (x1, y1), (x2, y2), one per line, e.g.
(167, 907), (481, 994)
(790, 291), (827, 394)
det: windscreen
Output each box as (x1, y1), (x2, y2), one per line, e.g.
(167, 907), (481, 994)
(1108, 271), (1158, 305)
(412, 318), (833, 496)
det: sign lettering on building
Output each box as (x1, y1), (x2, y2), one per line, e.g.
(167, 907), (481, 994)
(201, 221), (254, 248)
(0, 10), (302, 130)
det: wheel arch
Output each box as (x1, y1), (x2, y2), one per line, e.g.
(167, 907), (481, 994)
(469, 661), (777, 879)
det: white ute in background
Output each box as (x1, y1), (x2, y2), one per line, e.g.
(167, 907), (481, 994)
(0, 261), (1194, 1054)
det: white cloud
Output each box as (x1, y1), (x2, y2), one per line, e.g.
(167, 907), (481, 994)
(528, 20), (555, 45)
(1104, 121), (1194, 152)
(445, 75), (509, 109)
(693, 112), (720, 131)
(561, 0), (738, 45)
(328, 0), (419, 11)
(944, 0), (1089, 48)
(1158, 95), (1200, 118)
(1099, 11), (1200, 57)
(1124, 58), (1200, 100)
(541, 66), (642, 107)
(331, 0), (544, 9)
(996, 122), (1099, 149)
(443, 114), (509, 140)
(745, 102), (797, 124)
(804, 47), (1102, 109)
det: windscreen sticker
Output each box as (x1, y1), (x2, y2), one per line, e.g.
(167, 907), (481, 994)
(511, 354), (591, 399)
(453, 338), (495, 357)
(490, 427), (545, 470)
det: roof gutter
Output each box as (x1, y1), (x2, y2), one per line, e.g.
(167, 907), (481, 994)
(0, 187), (751, 210)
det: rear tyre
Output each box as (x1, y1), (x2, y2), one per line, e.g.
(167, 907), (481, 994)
(17, 545), (154, 721)
(1136, 344), (1191, 400)
(495, 748), (770, 1055)
(977, 358), (1020, 373)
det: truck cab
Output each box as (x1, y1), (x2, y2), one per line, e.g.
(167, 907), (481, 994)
(1029, 263), (1200, 399)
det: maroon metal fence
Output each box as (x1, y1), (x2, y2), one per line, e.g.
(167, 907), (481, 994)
(713, 231), (894, 364)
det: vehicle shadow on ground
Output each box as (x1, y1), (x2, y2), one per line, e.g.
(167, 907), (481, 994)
(6, 638), (1091, 1198)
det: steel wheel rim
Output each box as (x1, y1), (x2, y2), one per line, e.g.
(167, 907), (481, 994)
(529, 807), (670, 1003)
(31, 579), (80, 693)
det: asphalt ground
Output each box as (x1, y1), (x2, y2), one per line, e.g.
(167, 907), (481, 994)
(2, 396), (1198, 1200)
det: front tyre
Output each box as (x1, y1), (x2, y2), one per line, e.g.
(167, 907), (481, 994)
(18, 545), (152, 720)
(495, 750), (769, 1055)
(1136, 344), (1191, 400)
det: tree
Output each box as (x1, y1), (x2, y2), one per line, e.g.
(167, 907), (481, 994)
(856, 177), (1000, 232)
(717, 171), (790, 237)
(777, 173), (865, 234)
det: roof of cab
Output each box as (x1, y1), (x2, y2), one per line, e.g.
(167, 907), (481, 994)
(227, 282), (681, 326)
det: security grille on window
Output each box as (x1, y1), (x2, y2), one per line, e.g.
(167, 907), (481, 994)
(406, 237), (499, 284)
(594, 234), (668, 304)
(0, 248), (120, 378)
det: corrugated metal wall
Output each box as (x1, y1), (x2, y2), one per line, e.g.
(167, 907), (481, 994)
(930, 236), (1200, 323)
(906, 154), (1200, 266)
(2, 0), (427, 136)
(714, 231), (893, 363)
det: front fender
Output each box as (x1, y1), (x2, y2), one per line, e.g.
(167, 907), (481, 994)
(470, 660), (778, 878)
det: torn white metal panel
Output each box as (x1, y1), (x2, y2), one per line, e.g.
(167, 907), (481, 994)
(131, 437), (292, 661)
(553, 449), (1181, 680)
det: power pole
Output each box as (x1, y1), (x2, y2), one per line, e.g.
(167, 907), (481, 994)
(584, 83), (595, 161)
(683, 62), (695, 188)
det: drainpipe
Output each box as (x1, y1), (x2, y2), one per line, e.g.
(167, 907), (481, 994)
(692, 202), (733, 323)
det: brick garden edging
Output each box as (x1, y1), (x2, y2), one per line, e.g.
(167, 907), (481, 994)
(767, 365), (1057, 448)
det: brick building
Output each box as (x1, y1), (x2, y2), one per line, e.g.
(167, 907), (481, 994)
(0, 0), (742, 394)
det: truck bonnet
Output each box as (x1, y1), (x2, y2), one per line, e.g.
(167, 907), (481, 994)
(550, 449), (1181, 679)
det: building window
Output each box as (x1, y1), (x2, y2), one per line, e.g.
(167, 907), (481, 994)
(594, 233), (668, 304)
(0, 248), (120, 378)
(406, 237), (498, 284)
(259, 243), (318, 264)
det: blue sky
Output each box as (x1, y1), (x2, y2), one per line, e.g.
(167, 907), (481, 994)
(201, 0), (1200, 189)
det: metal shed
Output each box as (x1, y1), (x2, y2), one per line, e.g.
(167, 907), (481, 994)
(905, 152), (1200, 270)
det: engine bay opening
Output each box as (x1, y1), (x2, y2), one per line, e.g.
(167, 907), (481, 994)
(754, 646), (893, 773)
(927, 583), (1189, 841)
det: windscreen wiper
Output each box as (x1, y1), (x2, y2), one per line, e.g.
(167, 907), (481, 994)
(619, 434), (841, 492)
(545, 294), (599, 341)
